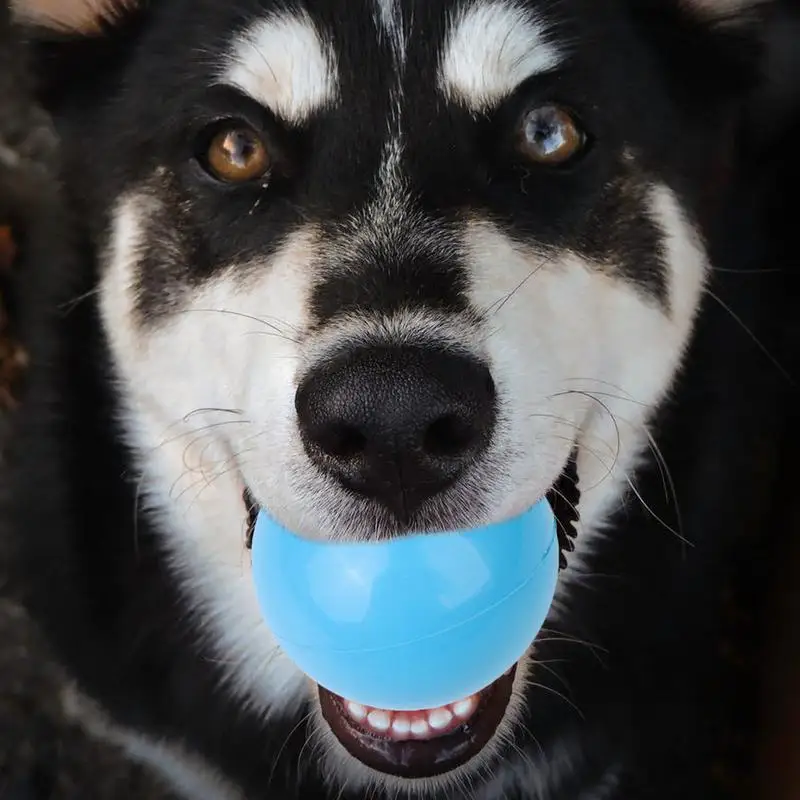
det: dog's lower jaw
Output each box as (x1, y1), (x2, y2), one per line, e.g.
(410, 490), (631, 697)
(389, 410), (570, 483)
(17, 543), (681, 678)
(309, 653), (538, 797)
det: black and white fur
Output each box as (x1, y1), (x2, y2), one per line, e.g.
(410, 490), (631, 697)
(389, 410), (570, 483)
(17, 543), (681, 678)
(2, 0), (796, 797)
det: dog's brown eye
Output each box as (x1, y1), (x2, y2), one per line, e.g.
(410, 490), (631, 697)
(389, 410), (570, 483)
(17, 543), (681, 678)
(517, 105), (585, 166)
(205, 125), (270, 183)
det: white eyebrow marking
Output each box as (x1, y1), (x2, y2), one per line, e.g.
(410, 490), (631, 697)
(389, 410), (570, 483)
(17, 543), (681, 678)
(438, 0), (563, 111)
(221, 11), (339, 124)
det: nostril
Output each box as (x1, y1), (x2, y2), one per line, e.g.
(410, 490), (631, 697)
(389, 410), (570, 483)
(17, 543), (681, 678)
(315, 423), (367, 460)
(423, 413), (481, 459)
(423, 375), (494, 460)
(295, 345), (497, 519)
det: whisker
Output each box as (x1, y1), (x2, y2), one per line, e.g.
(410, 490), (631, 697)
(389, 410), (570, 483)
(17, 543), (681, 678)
(59, 286), (100, 314)
(169, 419), (251, 451)
(509, 719), (545, 763)
(530, 658), (573, 694)
(523, 679), (584, 721)
(183, 407), (244, 421)
(537, 626), (609, 655)
(561, 376), (647, 404)
(130, 426), (249, 557)
(241, 329), (304, 343)
(555, 389), (622, 474)
(620, 470), (692, 548)
(549, 433), (620, 493)
(534, 635), (607, 658)
(556, 388), (689, 547)
(706, 288), (795, 386)
(182, 454), (256, 514)
(267, 711), (313, 787)
(485, 255), (553, 318)
(525, 412), (583, 429)
(187, 307), (301, 343)
(151, 417), (251, 453)
(293, 729), (318, 789)
(548, 485), (582, 544)
(639, 424), (683, 535)
(553, 383), (678, 519)
(710, 265), (783, 274)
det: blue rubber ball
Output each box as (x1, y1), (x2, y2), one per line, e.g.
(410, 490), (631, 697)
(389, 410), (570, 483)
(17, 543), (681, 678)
(251, 498), (558, 711)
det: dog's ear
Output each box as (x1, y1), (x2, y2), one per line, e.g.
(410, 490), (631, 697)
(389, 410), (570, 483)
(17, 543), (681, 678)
(679, 0), (769, 25)
(629, 0), (774, 111)
(10, 0), (139, 34)
(9, 0), (147, 122)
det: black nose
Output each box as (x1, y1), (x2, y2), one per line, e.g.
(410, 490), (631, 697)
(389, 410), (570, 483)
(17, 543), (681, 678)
(295, 345), (496, 521)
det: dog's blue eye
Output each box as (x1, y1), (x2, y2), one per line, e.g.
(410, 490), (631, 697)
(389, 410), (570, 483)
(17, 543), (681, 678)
(518, 105), (585, 166)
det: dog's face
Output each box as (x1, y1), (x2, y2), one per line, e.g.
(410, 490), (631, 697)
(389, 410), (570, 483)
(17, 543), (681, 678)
(17, 0), (764, 793)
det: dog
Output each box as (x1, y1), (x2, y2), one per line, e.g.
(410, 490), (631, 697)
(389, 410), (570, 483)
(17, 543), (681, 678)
(2, 0), (797, 797)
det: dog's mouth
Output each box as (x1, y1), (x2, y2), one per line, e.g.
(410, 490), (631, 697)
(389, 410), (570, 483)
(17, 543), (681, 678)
(243, 454), (579, 779)
(317, 666), (517, 779)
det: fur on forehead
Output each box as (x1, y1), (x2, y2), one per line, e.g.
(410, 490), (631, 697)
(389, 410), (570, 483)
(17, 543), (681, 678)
(11, 0), (135, 32)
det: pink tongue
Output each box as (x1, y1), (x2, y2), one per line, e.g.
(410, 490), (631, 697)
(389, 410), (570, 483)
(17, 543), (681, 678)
(341, 694), (480, 741)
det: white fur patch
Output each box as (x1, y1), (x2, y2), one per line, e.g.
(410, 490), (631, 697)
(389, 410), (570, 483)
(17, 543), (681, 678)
(222, 11), (339, 125)
(438, 0), (563, 111)
(460, 183), (708, 613)
(100, 191), (313, 720)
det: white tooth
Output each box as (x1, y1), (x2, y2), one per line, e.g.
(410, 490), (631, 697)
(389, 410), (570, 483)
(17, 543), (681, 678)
(452, 698), (476, 719)
(346, 702), (367, 721)
(410, 719), (429, 736)
(367, 710), (391, 731)
(392, 716), (411, 735)
(428, 708), (453, 730)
